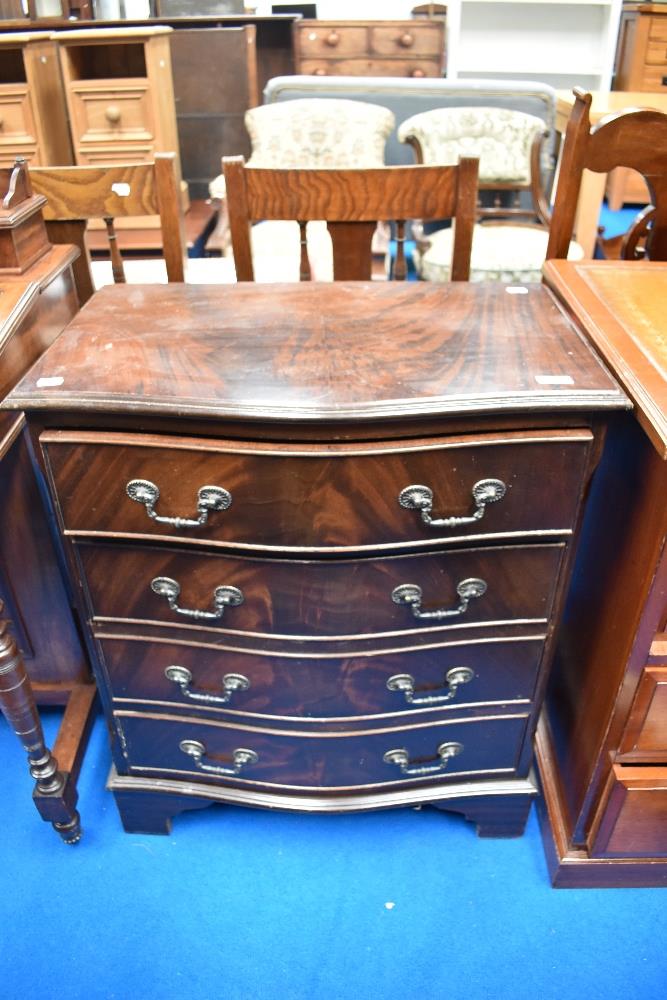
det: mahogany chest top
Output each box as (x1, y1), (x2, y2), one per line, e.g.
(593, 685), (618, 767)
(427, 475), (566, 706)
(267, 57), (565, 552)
(3, 281), (627, 425)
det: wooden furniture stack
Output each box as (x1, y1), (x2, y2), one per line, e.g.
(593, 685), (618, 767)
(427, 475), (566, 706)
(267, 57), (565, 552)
(610, 3), (667, 208)
(0, 159), (93, 842)
(0, 32), (72, 168)
(57, 27), (183, 186)
(293, 19), (445, 78)
(538, 260), (667, 887)
(3, 280), (626, 838)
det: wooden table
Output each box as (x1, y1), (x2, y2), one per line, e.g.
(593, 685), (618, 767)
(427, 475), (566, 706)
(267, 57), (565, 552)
(3, 280), (626, 842)
(539, 259), (667, 887)
(555, 90), (667, 256)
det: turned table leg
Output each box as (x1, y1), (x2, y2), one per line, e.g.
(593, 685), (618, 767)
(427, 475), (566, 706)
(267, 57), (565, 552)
(0, 608), (81, 844)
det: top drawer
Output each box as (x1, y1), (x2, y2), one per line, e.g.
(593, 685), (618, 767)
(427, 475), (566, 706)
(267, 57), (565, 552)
(295, 24), (368, 58)
(370, 24), (444, 58)
(42, 429), (592, 552)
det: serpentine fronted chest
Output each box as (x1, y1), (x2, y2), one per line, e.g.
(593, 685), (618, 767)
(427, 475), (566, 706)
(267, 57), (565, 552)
(4, 281), (627, 837)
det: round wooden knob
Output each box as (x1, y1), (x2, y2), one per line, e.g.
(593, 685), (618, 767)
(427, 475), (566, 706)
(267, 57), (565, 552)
(410, 68), (426, 78)
(314, 68), (327, 76)
(105, 105), (122, 124)
(399, 32), (415, 48)
(325, 30), (340, 47)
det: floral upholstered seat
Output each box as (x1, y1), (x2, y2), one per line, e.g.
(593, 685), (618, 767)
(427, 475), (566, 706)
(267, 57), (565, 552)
(398, 106), (583, 282)
(209, 98), (395, 281)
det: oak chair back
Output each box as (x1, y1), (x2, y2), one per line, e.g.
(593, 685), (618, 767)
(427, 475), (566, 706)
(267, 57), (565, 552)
(29, 153), (186, 304)
(547, 88), (667, 262)
(222, 156), (478, 282)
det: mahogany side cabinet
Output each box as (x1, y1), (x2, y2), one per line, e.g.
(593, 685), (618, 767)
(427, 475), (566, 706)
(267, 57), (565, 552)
(3, 281), (626, 839)
(539, 260), (667, 888)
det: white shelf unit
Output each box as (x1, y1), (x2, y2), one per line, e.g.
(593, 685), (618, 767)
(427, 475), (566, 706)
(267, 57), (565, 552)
(445, 0), (623, 91)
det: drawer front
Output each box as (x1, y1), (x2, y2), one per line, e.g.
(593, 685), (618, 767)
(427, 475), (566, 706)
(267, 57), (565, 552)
(639, 66), (667, 91)
(649, 17), (667, 43)
(295, 25), (368, 58)
(618, 667), (667, 763)
(298, 58), (438, 78)
(590, 765), (667, 858)
(99, 632), (545, 721)
(0, 145), (38, 168)
(370, 24), (444, 58)
(43, 429), (592, 550)
(646, 40), (667, 65)
(69, 81), (154, 146)
(79, 541), (564, 639)
(117, 710), (529, 789)
(75, 143), (154, 166)
(0, 86), (37, 147)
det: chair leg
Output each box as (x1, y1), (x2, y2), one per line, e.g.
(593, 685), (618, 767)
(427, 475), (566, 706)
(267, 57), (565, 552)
(0, 610), (81, 844)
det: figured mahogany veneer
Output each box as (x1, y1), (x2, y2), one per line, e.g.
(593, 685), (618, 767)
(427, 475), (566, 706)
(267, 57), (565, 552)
(3, 280), (627, 841)
(115, 710), (528, 792)
(78, 541), (564, 639)
(97, 632), (546, 722)
(42, 429), (592, 552)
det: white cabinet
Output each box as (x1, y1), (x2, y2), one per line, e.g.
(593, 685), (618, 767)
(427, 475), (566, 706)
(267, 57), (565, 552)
(446, 0), (622, 91)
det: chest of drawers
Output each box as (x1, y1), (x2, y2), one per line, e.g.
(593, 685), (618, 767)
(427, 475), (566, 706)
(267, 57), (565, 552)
(293, 19), (445, 79)
(4, 281), (626, 838)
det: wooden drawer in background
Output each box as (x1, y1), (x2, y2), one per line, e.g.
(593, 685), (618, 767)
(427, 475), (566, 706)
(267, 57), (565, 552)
(77, 541), (565, 640)
(116, 709), (529, 790)
(618, 666), (667, 763)
(590, 765), (667, 858)
(68, 82), (155, 148)
(42, 429), (592, 551)
(98, 631), (546, 721)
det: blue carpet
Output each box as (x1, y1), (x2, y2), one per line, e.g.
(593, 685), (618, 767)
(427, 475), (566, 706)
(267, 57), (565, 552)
(1, 709), (665, 1000)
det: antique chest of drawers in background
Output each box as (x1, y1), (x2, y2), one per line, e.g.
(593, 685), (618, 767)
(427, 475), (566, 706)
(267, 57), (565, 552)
(0, 33), (73, 169)
(4, 282), (626, 838)
(608, 2), (667, 208)
(293, 19), (445, 79)
(56, 27), (183, 182)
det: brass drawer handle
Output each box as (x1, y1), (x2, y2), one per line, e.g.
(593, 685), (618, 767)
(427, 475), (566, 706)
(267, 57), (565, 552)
(151, 576), (243, 621)
(392, 578), (487, 621)
(126, 478), (232, 529)
(165, 665), (250, 705)
(105, 105), (122, 124)
(384, 741), (463, 777)
(179, 739), (258, 776)
(387, 666), (475, 705)
(398, 479), (506, 529)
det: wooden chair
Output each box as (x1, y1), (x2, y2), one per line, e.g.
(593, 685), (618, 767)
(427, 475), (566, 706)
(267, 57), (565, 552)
(222, 157), (478, 282)
(547, 88), (667, 262)
(398, 106), (582, 282)
(29, 153), (187, 304)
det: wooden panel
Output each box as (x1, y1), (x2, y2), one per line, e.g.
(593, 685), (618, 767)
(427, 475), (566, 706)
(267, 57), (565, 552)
(116, 709), (529, 789)
(0, 85), (38, 150)
(5, 282), (626, 423)
(98, 631), (545, 721)
(370, 24), (444, 57)
(639, 65), (667, 90)
(618, 666), (667, 761)
(77, 541), (564, 640)
(645, 40), (667, 65)
(649, 16), (667, 42)
(295, 24), (368, 58)
(42, 428), (592, 551)
(68, 81), (155, 147)
(544, 261), (667, 457)
(590, 765), (667, 858)
(298, 59), (438, 78)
